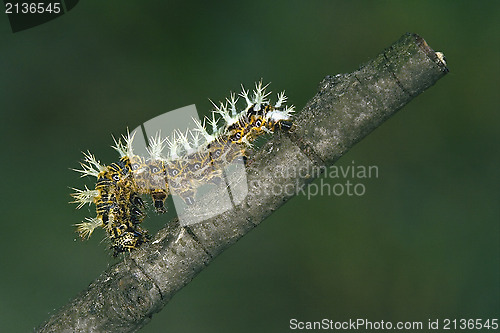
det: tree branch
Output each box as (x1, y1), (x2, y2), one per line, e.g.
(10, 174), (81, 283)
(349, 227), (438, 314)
(36, 33), (448, 333)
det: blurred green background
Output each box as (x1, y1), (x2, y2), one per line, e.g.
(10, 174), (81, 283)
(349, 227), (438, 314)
(0, 1), (498, 332)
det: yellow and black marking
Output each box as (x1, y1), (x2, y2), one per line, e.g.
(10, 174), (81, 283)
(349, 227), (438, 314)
(72, 81), (294, 256)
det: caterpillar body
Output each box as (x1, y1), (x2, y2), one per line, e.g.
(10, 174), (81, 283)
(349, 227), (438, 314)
(71, 81), (295, 256)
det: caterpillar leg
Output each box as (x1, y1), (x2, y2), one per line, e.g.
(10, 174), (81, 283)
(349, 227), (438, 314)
(151, 189), (168, 213)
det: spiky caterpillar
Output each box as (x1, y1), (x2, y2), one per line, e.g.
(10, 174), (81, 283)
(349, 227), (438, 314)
(71, 81), (295, 256)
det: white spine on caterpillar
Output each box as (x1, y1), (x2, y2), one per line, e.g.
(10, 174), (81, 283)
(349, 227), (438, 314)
(192, 117), (215, 143)
(112, 130), (136, 158)
(165, 132), (181, 160)
(70, 185), (99, 209)
(251, 81), (270, 111)
(72, 151), (106, 178)
(178, 129), (197, 155)
(227, 92), (238, 118)
(74, 217), (102, 239)
(266, 105), (295, 123)
(212, 100), (233, 126)
(147, 131), (167, 161)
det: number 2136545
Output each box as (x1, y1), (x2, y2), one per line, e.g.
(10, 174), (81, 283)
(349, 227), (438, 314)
(5, 2), (61, 14)
(443, 319), (498, 330)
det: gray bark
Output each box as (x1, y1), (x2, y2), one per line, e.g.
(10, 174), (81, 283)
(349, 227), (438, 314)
(36, 33), (448, 333)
